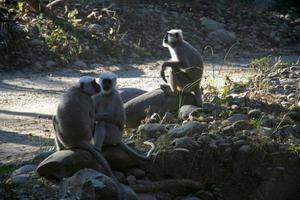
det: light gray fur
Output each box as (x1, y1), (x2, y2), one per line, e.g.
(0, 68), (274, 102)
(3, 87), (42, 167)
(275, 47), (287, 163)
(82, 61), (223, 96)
(161, 29), (204, 106)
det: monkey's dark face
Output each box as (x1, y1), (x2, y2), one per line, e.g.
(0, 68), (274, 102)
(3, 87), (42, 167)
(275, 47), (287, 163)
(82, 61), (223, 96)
(102, 79), (112, 91)
(163, 32), (180, 48)
(80, 80), (100, 96)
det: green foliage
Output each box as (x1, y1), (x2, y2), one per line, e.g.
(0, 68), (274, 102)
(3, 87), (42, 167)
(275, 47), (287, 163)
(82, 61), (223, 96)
(249, 56), (272, 74)
(288, 144), (300, 154)
(43, 24), (83, 62)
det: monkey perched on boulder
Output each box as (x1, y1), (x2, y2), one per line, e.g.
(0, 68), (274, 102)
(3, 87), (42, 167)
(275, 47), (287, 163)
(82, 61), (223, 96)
(52, 76), (117, 181)
(161, 29), (204, 106)
(93, 72), (155, 160)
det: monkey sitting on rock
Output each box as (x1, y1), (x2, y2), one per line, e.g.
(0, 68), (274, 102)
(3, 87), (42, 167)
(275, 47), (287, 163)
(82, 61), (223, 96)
(93, 72), (155, 160)
(161, 29), (204, 106)
(52, 76), (117, 181)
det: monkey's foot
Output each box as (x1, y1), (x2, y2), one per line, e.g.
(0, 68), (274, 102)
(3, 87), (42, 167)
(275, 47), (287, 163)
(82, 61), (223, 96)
(160, 84), (175, 96)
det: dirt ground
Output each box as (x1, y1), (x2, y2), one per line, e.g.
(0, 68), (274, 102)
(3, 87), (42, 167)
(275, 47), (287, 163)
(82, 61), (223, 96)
(0, 56), (297, 165)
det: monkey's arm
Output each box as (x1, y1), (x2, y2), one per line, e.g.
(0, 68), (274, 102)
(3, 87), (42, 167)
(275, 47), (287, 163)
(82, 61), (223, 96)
(160, 61), (189, 82)
(95, 113), (122, 129)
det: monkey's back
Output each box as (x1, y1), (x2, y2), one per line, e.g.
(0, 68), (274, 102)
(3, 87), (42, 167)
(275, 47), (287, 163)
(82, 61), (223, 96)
(177, 41), (203, 69)
(56, 87), (94, 146)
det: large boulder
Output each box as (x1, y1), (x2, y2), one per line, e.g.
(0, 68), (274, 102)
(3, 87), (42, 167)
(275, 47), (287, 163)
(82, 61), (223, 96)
(118, 88), (147, 103)
(124, 88), (197, 128)
(60, 168), (138, 200)
(201, 17), (225, 32)
(37, 147), (137, 181)
(37, 149), (102, 181)
(208, 29), (236, 45)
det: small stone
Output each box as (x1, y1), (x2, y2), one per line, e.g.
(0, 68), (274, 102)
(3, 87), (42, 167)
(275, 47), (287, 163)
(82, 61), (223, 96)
(137, 193), (158, 200)
(182, 197), (201, 200)
(128, 168), (145, 179)
(6, 174), (30, 184)
(171, 136), (199, 148)
(179, 105), (200, 120)
(137, 123), (166, 140)
(239, 145), (251, 154)
(231, 104), (240, 110)
(226, 113), (248, 124)
(248, 109), (262, 118)
(168, 121), (208, 138)
(126, 175), (136, 185)
(87, 23), (104, 35)
(222, 125), (234, 135)
(11, 164), (37, 177)
(160, 112), (176, 124)
(232, 120), (253, 130)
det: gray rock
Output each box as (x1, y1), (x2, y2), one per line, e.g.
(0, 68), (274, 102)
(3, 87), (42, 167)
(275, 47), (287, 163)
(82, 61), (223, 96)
(128, 168), (145, 179)
(88, 24), (104, 35)
(73, 60), (87, 68)
(201, 17), (225, 31)
(11, 164), (37, 177)
(118, 88), (147, 103)
(201, 103), (225, 114)
(232, 120), (253, 130)
(221, 125), (234, 135)
(6, 174), (30, 184)
(168, 121), (208, 138)
(37, 149), (102, 181)
(137, 193), (157, 200)
(239, 145), (251, 154)
(182, 197), (201, 200)
(248, 109), (262, 118)
(208, 29), (236, 45)
(137, 123), (166, 140)
(160, 112), (176, 124)
(125, 88), (197, 128)
(29, 39), (43, 46)
(126, 175), (136, 185)
(179, 105), (201, 120)
(33, 150), (55, 164)
(226, 113), (248, 124)
(171, 136), (199, 148)
(60, 168), (132, 200)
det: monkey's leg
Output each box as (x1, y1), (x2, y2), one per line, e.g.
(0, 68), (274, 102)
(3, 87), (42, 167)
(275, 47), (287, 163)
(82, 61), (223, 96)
(194, 87), (203, 107)
(52, 115), (64, 151)
(93, 122), (106, 152)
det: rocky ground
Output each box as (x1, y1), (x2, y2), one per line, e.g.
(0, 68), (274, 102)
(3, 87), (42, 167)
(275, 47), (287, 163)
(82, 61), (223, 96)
(0, 57), (299, 200)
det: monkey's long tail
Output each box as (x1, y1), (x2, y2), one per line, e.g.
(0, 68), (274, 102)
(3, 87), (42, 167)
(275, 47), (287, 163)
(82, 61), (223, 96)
(79, 142), (117, 180)
(120, 141), (155, 161)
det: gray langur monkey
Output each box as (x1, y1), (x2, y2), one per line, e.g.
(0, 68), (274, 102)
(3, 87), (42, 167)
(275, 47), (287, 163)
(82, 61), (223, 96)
(52, 76), (117, 181)
(93, 72), (155, 160)
(161, 29), (204, 106)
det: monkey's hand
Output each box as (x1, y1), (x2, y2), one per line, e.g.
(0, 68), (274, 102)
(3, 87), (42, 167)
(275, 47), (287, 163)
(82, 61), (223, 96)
(95, 113), (123, 130)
